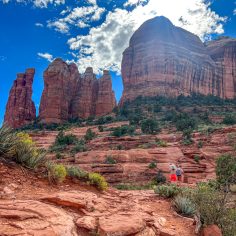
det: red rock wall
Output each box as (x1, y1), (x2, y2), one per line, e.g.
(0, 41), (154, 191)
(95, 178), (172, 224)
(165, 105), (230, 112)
(39, 60), (116, 123)
(4, 69), (36, 128)
(120, 16), (236, 104)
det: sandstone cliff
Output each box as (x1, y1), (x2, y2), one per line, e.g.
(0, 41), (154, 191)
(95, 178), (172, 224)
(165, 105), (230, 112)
(4, 69), (36, 128)
(39, 59), (116, 123)
(120, 16), (236, 104)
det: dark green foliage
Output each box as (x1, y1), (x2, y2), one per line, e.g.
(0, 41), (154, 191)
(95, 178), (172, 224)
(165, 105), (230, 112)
(116, 144), (124, 150)
(198, 141), (203, 148)
(154, 184), (181, 198)
(98, 125), (104, 132)
(105, 155), (117, 164)
(223, 114), (236, 125)
(216, 154), (236, 187)
(148, 162), (157, 169)
(156, 170), (166, 184)
(84, 128), (96, 141)
(55, 131), (78, 146)
(153, 104), (162, 113)
(194, 155), (200, 163)
(111, 125), (135, 137)
(95, 116), (114, 125)
(66, 166), (88, 180)
(141, 118), (160, 134)
(175, 113), (197, 131)
(70, 139), (87, 154)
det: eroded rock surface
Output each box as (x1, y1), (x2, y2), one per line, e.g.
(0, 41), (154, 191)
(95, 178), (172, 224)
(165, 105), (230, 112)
(120, 16), (236, 104)
(4, 69), (36, 128)
(39, 59), (116, 123)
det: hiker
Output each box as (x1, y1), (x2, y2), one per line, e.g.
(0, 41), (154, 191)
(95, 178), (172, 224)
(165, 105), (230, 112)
(176, 165), (184, 182)
(169, 163), (177, 182)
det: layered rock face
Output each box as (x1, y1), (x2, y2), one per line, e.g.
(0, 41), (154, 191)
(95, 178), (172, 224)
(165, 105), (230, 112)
(120, 16), (236, 104)
(4, 69), (36, 128)
(39, 59), (116, 123)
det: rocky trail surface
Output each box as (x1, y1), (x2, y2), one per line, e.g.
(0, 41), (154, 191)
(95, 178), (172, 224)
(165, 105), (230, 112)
(0, 163), (195, 236)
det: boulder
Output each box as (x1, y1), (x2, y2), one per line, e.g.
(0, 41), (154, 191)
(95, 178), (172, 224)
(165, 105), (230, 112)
(201, 225), (222, 236)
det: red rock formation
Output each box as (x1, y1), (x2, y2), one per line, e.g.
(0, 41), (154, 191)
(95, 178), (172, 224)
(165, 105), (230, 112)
(207, 38), (236, 99)
(39, 59), (116, 124)
(4, 69), (36, 128)
(120, 16), (236, 104)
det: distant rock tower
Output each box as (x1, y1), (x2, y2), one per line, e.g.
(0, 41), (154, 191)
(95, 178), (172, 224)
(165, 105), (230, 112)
(4, 69), (36, 128)
(39, 59), (116, 124)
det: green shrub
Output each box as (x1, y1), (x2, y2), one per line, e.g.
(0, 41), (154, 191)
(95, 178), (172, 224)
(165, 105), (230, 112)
(47, 162), (67, 183)
(66, 166), (88, 180)
(223, 114), (236, 125)
(0, 126), (18, 158)
(88, 173), (108, 191)
(84, 128), (96, 141)
(216, 154), (236, 188)
(157, 140), (167, 147)
(141, 118), (160, 134)
(153, 104), (162, 113)
(156, 170), (166, 184)
(111, 125), (135, 137)
(175, 114), (197, 131)
(194, 155), (200, 163)
(55, 131), (78, 145)
(148, 162), (157, 169)
(173, 195), (196, 217)
(98, 125), (104, 132)
(198, 141), (203, 148)
(56, 152), (63, 159)
(154, 184), (181, 198)
(105, 155), (117, 164)
(116, 144), (124, 150)
(70, 139), (87, 154)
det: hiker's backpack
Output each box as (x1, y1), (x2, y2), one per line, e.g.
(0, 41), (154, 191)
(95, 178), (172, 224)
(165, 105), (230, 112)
(176, 168), (181, 176)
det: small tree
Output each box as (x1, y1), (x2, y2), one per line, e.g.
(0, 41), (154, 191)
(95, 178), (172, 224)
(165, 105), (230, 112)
(141, 118), (160, 134)
(216, 154), (236, 189)
(84, 128), (96, 141)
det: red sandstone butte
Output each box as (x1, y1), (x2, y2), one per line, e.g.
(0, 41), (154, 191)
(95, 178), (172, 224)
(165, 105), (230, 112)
(39, 59), (116, 124)
(120, 16), (236, 104)
(4, 69), (36, 128)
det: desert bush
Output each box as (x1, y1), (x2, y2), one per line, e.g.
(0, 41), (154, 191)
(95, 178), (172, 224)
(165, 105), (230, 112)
(175, 114), (197, 131)
(116, 144), (124, 150)
(105, 155), (117, 164)
(194, 155), (200, 163)
(156, 140), (167, 147)
(223, 114), (236, 125)
(111, 125), (135, 137)
(155, 170), (166, 184)
(70, 139), (87, 154)
(98, 125), (104, 132)
(148, 162), (157, 169)
(198, 141), (203, 148)
(55, 131), (78, 146)
(47, 162), (67, 183)
(216, 154), (236, 188)
(154, 184), (181, 198)
(14, 132), (46, 169)
(173, 195), (196, 217)
(88, 173), (108, 191)
(84, 128), (96, 141)
(66, 166), (88, 180)
(141, 118), (160, 134)
(0, 126), (18, 158)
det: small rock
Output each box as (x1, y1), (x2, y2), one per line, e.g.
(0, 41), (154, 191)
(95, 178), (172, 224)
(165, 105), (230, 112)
(160, 228), (177, 236)
(76, 216), (97, 230)
(158, 217), (167, 227)
(201, 225), (222, 236)
(3, 186), (14, 195)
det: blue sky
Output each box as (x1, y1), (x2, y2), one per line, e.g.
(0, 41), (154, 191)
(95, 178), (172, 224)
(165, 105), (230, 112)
(0, 0), (236, 124)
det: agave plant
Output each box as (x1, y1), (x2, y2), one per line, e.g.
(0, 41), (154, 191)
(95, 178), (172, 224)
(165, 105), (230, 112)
(173, 195), (196, 217)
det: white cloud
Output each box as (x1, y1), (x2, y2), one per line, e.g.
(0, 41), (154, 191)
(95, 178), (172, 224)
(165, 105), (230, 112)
(124, 0), (147, 7)
(67, 0), (226, 74)
(35, 22), (44, 27)
(48, 5), (105, 33)
(37, 52), (53, 62)
(1, 0), (65, 7)
(234, 9), (236, 15)
(34, 0), (65, 8)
